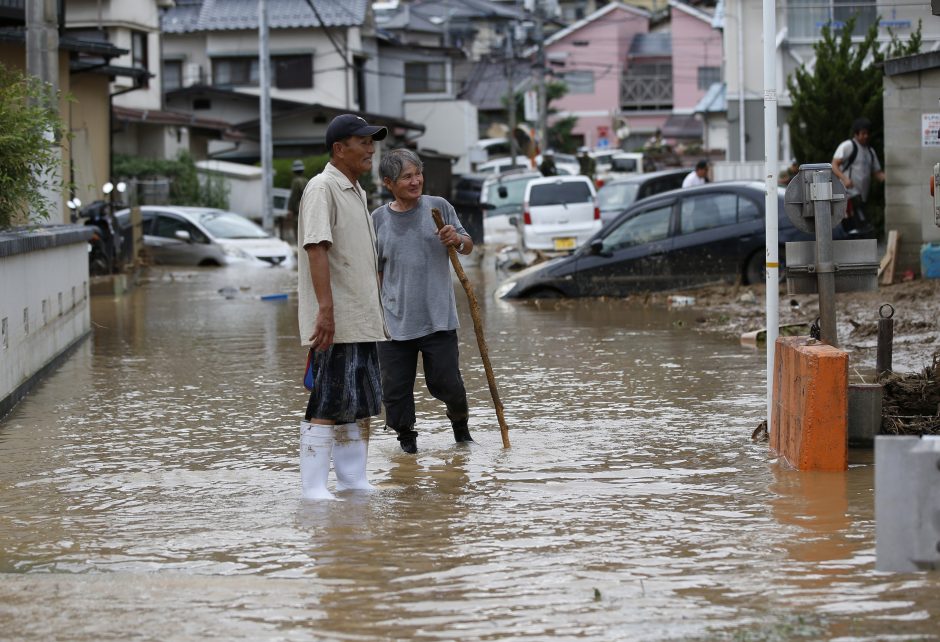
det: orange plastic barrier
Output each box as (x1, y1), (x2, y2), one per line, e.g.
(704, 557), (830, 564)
(770, 336), (848, 471)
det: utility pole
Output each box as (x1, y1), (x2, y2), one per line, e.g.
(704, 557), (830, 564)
(259, 0), (274, 233)
(534, 1), (548, 153)
(505, 25), (518, 165)
(26, 0), (61, 220)
(762, 0), (779, 432)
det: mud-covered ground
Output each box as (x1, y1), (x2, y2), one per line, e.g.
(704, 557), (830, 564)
(644, 277), (940, 435)
(645, 277), (940, 376)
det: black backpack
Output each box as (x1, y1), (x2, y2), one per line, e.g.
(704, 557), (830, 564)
(842, 140), (875, 172)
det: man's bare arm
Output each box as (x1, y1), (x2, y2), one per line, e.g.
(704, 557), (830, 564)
(831, 157), (853, 189)
(305, 242), (335, 350)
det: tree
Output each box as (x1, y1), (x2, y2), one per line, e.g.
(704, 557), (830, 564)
(787, 17), (921, 234)
(506, 80), (579, 154)
(113, 151), (230, 209)
(0, 63), (67, 229)
(787, 17), (922, 167)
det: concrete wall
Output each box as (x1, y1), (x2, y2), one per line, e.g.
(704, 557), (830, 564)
(68, 74), (113, 210)
(883, 53), (940, 276)
(405, 100), (478, 174)
(0, 227), (93, 418)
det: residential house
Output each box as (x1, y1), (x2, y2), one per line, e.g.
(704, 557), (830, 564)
(718, 0), (940, 163)
(160, 0), (425, 162)
(375, 1), (525, 172)
(538, 1), (657, 150)
(66, 0), (238, 171)
(664, 0), (722, 146)
(0, 0), (147, 220)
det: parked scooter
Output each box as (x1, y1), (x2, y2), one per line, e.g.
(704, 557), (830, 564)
(68, 181), (127, 276)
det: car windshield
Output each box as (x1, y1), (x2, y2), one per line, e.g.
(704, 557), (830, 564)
(598, 182), (640, 211)
(611, 157), (639, 172)
(196, 211), (270, 239)
(529, 182), (592, 206)
(485, 177), (532, 216)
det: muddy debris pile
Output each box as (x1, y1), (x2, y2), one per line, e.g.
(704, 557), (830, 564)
(880, 349), (940, 436)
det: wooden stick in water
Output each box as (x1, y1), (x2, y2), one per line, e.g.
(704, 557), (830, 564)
(431, 207), (511, 448)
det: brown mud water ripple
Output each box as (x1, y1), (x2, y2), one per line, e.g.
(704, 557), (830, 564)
(880, 349), (940, 436)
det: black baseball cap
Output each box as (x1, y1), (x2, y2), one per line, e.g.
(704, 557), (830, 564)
(325, 114), (388, 149)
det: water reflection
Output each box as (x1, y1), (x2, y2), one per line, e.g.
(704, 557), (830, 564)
(0, 261), (938, 640)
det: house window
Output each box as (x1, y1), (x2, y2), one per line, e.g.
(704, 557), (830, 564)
(274, 54), (313, 89)
(697, 66), (721, 90)
(787, 0), (877, 39)
(132, 30), (149, 87)
(405, 61), (446, 94)
(563, 70), (594, 94)
(213, 56), (259, 86)
(163, 60), (182, 91)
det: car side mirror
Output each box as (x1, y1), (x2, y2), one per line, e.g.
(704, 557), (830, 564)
(174, 229), (192, 243)
(589, 238), (610, 257)
(498, 186), (508, 198)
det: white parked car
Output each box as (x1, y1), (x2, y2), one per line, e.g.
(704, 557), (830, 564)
(522, 175), (601, 252)
(475, 156), (534, 174)
(595, 152), (645, 187)
(480, 169), (542, 247)
(117, 206), (294, 267)
(534, 152), (580, 176)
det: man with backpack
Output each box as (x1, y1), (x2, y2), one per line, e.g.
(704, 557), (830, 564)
(831, 117), (885, 235)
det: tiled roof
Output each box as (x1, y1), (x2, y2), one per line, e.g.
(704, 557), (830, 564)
(161, 0), (368, 34)
(459, 58), (532, 112)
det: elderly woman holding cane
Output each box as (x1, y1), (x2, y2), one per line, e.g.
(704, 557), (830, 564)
(371, 148), (475, 454)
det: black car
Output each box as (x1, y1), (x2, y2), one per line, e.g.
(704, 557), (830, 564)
(496, 181), (847, 299)
(597, 168), (690, 223)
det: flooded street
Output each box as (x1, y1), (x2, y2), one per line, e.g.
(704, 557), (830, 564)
(1, 255), (938, 641)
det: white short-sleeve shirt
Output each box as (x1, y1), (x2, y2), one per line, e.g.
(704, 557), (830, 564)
(297, 162), (388, 346)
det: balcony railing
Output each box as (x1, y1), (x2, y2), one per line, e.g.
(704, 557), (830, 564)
(621, 73), (673, 111)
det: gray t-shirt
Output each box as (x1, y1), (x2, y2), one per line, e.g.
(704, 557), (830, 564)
(834, 138), (882, 201)
(372, 195), (468, 341)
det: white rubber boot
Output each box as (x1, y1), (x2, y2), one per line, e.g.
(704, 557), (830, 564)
(333, 420), (374, 491)
(300, 422), (336, 500)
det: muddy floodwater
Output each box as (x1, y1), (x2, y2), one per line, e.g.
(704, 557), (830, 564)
(1, 256), (938, 641)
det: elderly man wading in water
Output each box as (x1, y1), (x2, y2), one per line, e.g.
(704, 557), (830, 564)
(296, 114), (389, 500)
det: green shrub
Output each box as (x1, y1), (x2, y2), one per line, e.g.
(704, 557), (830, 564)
(114, 151), (229, 209)
(0, 63), (68, 228)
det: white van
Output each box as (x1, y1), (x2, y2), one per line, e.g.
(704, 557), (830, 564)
(522, 175), (601, 252)
(480, 169), (542, 246)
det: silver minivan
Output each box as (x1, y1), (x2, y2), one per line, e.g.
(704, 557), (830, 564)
(522, 175), (601, 252)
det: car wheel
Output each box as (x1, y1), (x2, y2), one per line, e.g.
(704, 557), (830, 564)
(744, 248), (786, 285)
(524, 287), (565, 299)
(198, 259), (221, 267)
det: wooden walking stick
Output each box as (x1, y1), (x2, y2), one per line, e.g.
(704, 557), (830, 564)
(431, 208), (511, 448)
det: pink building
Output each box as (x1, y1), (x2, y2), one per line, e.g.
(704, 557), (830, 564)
(543, 0), (723, 151)
(542, 2), (653, 150)
(668, 0), (722, 113)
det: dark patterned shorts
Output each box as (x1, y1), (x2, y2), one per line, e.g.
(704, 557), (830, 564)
(304, 342), (382, 423)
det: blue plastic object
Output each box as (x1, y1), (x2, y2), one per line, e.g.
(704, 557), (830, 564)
(304, 349), (315, 390)
(260, 293), (288, 301)
(921, 243), (940, 279)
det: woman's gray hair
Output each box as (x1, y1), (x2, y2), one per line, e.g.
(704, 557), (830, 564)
(379, 148), (424, 182)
